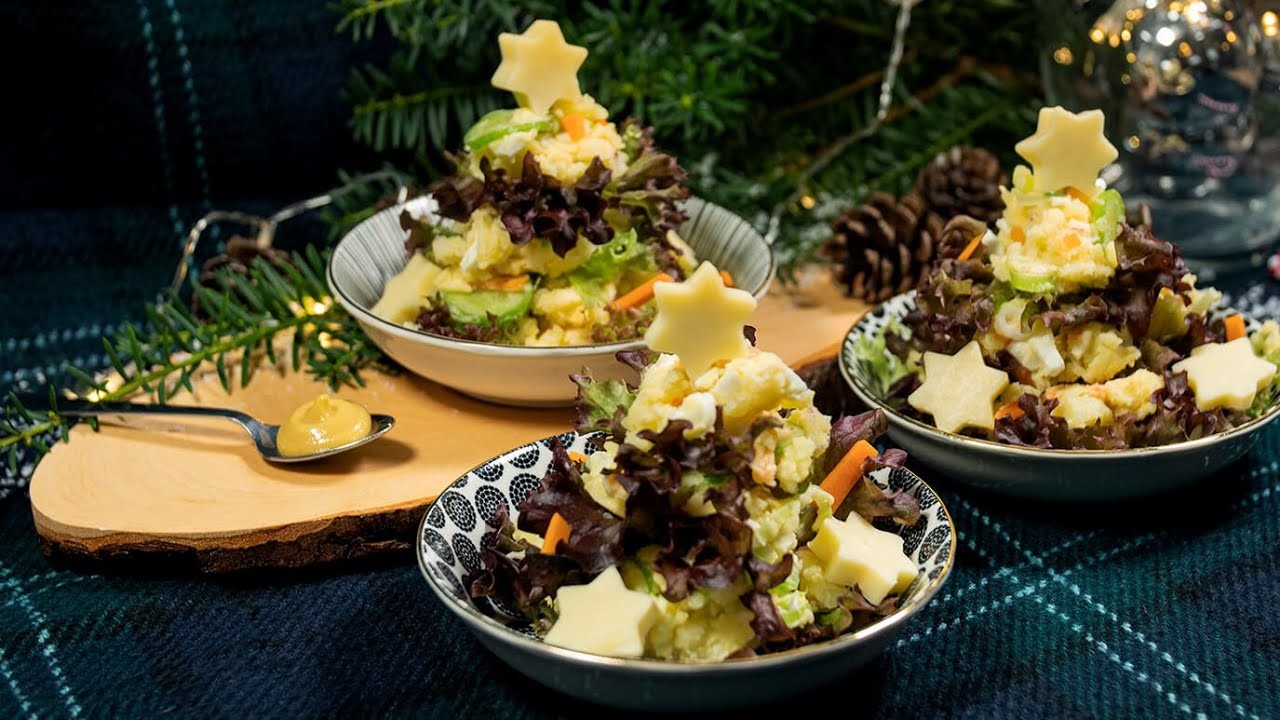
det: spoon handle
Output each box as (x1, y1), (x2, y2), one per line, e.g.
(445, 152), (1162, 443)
(12, 396), (256, 427)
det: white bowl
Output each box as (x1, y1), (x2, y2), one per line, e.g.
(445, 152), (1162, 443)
(417, 432), (956, 711)
(328, 198), (773, 407)
(840, 291), (1280, 501)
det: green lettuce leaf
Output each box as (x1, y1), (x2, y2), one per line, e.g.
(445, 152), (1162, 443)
(850, 319), (916, 398)
(567, 229), (655, 306)
(570, 370), (637, 434)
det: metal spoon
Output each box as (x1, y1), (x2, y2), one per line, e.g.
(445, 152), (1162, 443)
(29, 397), (395, 463)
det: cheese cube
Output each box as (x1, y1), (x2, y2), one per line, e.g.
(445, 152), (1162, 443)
(371, 253), (441, 324)
(807, 514), (918, 605)
(543, 567), (658, 658)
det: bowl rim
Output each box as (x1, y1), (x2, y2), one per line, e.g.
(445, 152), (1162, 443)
(327, 196), (776, 357)
(416, 432), (957, 673)
(838, 290), (1280, 459)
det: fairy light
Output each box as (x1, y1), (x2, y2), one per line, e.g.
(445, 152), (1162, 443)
(1090, 26), (1106, 44)
(1264, 11), (1278, 37)
(1054, 46), (1074, 64)
(800, 195), (816, 210)
(289, 296), (333, 318)
(318, 332), (335, 349)
(80, 376), (122, 403)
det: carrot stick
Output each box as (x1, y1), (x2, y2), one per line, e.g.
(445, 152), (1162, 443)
(956, 232), (985, 262)
(568, 452), (589, 464)
(994, 401), (1025, 421)
(562, 113), (587, 141)
(608, 273), (674, 311)
(1225, 314), (1246, 342)
(479, 274), (530, 292)
(541, 512), (571, 554)
(1066, 187), (1092, 204)
(719, 270), (734, 287)
(818, 440), (879, 509)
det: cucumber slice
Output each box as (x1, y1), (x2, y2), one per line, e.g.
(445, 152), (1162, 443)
(463, 109), (557, 151)
(439, 284), (536, 327)
(1009, 272), (1056, 294)
(1091, 188), (1125, 245)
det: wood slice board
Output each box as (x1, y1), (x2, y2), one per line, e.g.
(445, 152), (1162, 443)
(30, 283), (866, 573)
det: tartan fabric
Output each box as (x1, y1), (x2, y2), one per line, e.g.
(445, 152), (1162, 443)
(1, 437), (1279, 718)
(3, 2), (1280, 718)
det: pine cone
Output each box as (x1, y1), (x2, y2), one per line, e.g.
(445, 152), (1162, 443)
(823, 192), (942, 302)
(192, 235), (291, 318)
(1125, 201), (1153, 230)
(197, 235), (289, 287)
(913, 146), (1006, 225)
(936, 215), (992, 260)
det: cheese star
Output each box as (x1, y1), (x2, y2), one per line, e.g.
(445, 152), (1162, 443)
(808, 514), (918, 605)
(491, 19), (587, 114)
(542, 567), (658, 658)
(645, 262), (757, 377)
(1014, 106), (1118, 197)
(908, 340), (1010, 434)
(1172, 338), (1276, 411)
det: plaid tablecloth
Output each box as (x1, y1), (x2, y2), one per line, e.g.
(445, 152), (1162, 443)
(4, 3), (1280, 717)
(2, 410), (1279, 718)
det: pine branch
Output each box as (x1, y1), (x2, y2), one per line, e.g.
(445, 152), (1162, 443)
(0, 247), (383, 469)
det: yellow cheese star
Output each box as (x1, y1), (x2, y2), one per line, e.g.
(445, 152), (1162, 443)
(908, 340), (1010, 434)
(1014, 106), (1118, 197)
(644, 262), (757, 377)
(491, 19), (588, 114)
(1172, 338), (1276, 411)
(808, 514), (918, 605)
(542, 567), (658, 658)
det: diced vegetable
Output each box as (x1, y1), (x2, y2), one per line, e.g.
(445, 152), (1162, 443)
(956, 232), (985, 262)
(464, 109), (557, 151)
(1066, 186), (1092, 204)
(608, 273), (674, 311)
(719, 270), (735, 287)
(1091, 188), (1125, 246)
(818, 439), (879, 509)
(1009, 272), (1056, 294)
(568, 452), (589, 464)
(567, 229), (655, 307)
(562, 112), (587, 140)
(540, 512), (571, 554)
(439, 284), (536, 326)
(477, 274), (531, 292)
(1225, 314), (1246, 342)
(994, 401), (1025, 421)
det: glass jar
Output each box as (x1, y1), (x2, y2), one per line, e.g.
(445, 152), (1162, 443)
(1039, 0), (1280, 279)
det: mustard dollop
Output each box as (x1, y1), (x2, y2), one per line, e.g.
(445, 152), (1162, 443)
(276, 394), (373, 457)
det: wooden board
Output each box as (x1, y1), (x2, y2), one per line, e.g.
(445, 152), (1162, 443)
(30, 281), (866, 573)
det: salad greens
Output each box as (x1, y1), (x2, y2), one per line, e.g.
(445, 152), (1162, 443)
(467, 353), (921, 657)
(850, 212), (1264, 449)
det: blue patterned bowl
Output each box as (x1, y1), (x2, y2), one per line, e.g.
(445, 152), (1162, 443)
(840, 291), (1280, 501)
(416, 432), (956, 712)
(328, 197), (773, 407)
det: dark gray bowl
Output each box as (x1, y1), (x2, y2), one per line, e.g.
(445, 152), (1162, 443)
(840, 291), (1280, 501)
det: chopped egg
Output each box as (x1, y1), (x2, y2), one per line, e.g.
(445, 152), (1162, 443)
(698, 351), (814, 433)
(989, 175), (1118, 293)
(1058, 322), (1140, 384)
